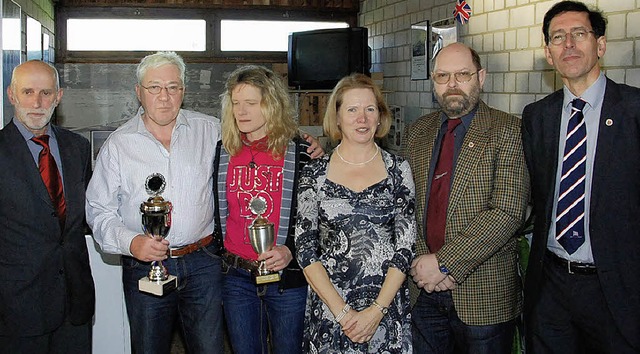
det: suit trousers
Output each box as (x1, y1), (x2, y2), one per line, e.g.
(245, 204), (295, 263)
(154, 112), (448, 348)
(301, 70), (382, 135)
(527, 258), (636, 354)
(0, 319), (91, 354)
(412, 290), (515, 354)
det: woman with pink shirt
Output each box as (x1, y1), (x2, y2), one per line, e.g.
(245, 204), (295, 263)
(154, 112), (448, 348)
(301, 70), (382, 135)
(213, 65), (313, 354)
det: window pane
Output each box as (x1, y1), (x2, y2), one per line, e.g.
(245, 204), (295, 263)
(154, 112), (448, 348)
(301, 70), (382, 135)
(27, 17), (42, 60)
(2, 18), (21, 50)
(220, 20), (348, 52)
(67, 19), (206, 51)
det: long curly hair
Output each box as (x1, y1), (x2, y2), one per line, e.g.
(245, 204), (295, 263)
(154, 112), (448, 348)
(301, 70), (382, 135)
(220, 65), (298, 157)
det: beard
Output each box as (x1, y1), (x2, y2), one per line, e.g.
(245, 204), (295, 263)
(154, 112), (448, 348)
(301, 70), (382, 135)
(14, 103), (56, 133)
(435, 84), (480, 118)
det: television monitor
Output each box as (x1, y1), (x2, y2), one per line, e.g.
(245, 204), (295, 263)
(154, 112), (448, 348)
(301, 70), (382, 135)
(288, 27), (371, 90)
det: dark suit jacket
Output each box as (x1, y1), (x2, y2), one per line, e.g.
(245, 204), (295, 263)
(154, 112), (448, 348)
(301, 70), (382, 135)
(522, 78), (640, 349)
(0, 121), (95, 336)
(403, 101), (529, 325)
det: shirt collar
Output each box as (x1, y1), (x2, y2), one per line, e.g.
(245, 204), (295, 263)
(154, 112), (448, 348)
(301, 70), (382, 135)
(12, 117), (55, 142)
(562, 72), (606, 114)
(134, 106), (188, 136)
(439, 105), (477, 130)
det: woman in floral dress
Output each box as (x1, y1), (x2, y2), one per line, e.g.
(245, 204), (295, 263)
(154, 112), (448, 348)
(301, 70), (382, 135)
(295, 73), (416, 353)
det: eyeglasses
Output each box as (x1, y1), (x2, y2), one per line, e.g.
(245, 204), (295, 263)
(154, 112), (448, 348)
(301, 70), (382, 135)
(432, 71), (478, 85)
(549, 29), (595, 45)
(140, 85), (184, 95)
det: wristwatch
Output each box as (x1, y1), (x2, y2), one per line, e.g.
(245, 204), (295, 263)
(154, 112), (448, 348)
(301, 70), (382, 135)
(438, 262), (450, 275)
(372, 300), (388, 315)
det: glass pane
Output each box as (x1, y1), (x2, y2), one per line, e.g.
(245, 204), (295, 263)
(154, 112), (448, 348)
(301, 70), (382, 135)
(27, 17), (42, 60)
(67, 19), (206, 51)
(43, 33), (52, 63)
(220, 20), (348, 52)
(2, 0), (21, 126)
(2, 18), (21, 50)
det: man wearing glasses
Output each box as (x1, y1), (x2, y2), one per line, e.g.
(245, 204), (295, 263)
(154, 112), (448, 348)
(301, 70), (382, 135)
(403, 42), (529, 353)
(87, 51), (322, 354)
(522, 1), (640, 352)
(86, 51), (224, 354)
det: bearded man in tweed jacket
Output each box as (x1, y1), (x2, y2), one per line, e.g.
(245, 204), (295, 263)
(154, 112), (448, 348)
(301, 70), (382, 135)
(402, 43), (529, 353)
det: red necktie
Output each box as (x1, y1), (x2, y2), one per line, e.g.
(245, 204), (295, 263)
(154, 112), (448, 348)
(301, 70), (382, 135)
(426, 119), (462, 253)
(31, 135), (66, 228)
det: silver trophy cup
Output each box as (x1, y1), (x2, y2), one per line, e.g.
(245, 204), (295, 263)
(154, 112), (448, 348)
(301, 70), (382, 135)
(138, 174), (177, 296)
(248, 197), (280, 284)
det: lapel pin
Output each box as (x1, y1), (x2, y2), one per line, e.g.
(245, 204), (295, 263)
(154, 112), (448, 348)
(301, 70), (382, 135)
(605, 119), (613, 126)
(468, 142), (475, 148)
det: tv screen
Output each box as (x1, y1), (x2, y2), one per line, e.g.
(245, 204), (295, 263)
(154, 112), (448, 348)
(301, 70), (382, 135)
(288, 27), (371, 90)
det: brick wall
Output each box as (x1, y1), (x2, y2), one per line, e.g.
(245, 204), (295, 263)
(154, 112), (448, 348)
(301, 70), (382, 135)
(360, 0), (640, 119)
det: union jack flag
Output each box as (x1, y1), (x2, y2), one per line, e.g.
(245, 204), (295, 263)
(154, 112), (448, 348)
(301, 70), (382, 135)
(453, 0), (472, 25)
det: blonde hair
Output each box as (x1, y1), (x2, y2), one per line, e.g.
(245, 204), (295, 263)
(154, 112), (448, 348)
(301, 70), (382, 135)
(323, 73), (391, 142)
(220, 65), (298, 157)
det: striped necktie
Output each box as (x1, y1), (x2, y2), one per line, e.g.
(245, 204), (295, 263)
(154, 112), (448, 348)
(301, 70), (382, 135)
(555, 98), (587, 254)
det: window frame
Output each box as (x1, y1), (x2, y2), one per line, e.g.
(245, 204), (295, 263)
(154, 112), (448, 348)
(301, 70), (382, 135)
(56, 7), (356, 63)
(212, 9), (354, 62)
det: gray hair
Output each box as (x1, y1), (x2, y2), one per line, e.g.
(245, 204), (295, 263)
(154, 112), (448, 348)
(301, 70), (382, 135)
(136, 51), (186, 85)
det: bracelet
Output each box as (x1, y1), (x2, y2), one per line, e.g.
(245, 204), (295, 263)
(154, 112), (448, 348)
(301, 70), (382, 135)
(334, 303), (351, 322)
(371, 300), (389, 315)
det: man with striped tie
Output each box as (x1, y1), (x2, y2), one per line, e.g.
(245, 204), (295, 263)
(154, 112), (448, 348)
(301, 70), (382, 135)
(522, 1), (640, 353)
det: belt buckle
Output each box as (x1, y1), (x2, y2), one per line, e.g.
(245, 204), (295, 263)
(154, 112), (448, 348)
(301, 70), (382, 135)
(169, 248), (182, 258)
(567, 260), (574, 275)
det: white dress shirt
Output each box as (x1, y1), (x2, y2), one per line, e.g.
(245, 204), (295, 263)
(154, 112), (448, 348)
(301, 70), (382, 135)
(86, 107), (221, 256)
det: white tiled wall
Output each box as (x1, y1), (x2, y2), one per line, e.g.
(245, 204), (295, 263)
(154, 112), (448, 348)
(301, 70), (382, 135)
(360, 0), (640, 117)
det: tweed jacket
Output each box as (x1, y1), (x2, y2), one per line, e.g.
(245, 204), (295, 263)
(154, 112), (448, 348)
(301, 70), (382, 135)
(402, 100), (529, 325)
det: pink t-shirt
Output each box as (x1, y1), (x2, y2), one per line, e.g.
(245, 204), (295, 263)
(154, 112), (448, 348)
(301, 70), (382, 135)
(224, 145), (284, 260)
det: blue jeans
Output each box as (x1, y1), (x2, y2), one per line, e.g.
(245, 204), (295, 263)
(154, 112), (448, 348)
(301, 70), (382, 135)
(222, 265), (307, 354)
(122, 242), (223, 354)
(412, 290), (515, 354)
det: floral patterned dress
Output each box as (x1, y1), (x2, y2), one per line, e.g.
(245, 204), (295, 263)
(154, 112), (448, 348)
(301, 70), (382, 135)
(295, 149), (416, 353)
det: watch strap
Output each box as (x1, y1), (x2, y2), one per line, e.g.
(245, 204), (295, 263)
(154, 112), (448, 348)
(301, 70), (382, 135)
(372, 300), (388, 315)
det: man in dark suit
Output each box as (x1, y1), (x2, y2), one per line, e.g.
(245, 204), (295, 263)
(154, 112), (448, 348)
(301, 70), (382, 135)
(404, 42), (529, 353)
(0, 60), (95, 353)
(522, 1), (640, 353)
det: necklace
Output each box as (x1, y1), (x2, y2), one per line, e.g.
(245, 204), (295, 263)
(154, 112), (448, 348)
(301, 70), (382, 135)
(335, 143), (379, 166)
(248, 146), (259, 168)
(242, 135), (269, 169)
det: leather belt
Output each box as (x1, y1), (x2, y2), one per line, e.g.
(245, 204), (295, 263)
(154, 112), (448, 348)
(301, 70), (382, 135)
(168, 234), (214, 258)
(221, 251), (258, 272)
(546, 250), (597, 275)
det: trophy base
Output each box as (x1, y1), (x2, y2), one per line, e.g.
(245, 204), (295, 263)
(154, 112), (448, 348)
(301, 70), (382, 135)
(254, 272), (281, 285)
(139, 275), (177, 296)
